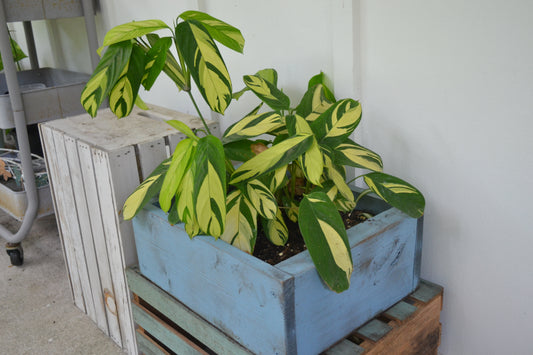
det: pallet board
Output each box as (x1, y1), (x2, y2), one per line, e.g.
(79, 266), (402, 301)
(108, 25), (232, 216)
(40, 106), (218, 355)
(127, 266), (443, 355)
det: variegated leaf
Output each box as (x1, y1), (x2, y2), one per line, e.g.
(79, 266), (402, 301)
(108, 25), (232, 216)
(176, 167), (196, 226)
(243, 180), (277, 219)
(122, 157), (172, 220)
(324, 156), (355, 206)
(295, 84), (334, 122)
(145, 34), (187, 90)
(261, 209), (289, 246)
(363, 172), (425, 218)
(193, 136), (227, 237)
(166, 120), (199, 141)
(269, 166), (288, 192)
(312, 180), (338, 202)
(223, 139), (269, 162)
(159, 139), (196, 212)
(222, 112), (282, 144)
(220, 190), (257, 254)
(109, 45), (146, 117)
(335, 194), (356, 212)
(287, 115), (324, 185)
(175, 20), (232, 114)
(142, 36), (172, 90)
(307, 72), (336, 102)
(81, 41), (132, 117)
(299, 192), (353, 293)
(334, 139), (383, 172)
(311, 99), (362, 146)
(99, 19), (169, 54)
(243, 74), (290, 111)
(179, 11), (245, 53)
(230, 134), (313, 184)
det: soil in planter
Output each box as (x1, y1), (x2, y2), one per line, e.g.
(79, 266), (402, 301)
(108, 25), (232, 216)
(253, 210), (371, 265)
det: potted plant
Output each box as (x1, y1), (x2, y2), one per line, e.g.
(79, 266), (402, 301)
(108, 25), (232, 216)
(81, 11), (425, 354)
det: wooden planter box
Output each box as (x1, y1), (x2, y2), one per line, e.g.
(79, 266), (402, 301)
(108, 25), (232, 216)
(132, 193), (423, 355)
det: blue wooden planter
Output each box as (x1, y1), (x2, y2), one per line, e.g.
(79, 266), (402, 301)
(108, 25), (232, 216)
(132, 192), (423, 355)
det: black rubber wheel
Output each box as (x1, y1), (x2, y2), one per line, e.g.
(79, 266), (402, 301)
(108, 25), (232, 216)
(7, 247), (23, 266)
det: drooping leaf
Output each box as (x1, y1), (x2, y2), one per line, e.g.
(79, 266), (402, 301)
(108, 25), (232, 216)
(324, 156), (354, 204)
(81, 41), (133, 117)
(312, 180), (338, 202)
(363, 172), (425, 218)
(261, 209), (288, 246)
(295, 84), (334, 122)
(299, 192), (353, 293)
(243, 74), (290, 111)
(334, 139), (383, 172)
(175, 20), (232, 114)
(179, 11), (245, 53)
(269, 166), (288, 192)
(220, 190), (257, 253)
(233, 68), (277, 100)
(192, 135), (227, 237)
(99, 19), (169, 54)
(307, 72), (336, 102)
(230, 134), (313, 184)
(145, 34), (187, 90)
(243, 179), (277, 219)
(311, 99), (362, 146)
(159, 139), (196, 212)
(223, 111), (282, 144)
(287, 115), (323, 185)
(109, 44), (146, 117)
(223, 139), (269, 162)
(0, 38), (27, 71)
(166, 120), (199, 141)
(122, 157), (172, 220)
(176, 167), (196, 227)
(168, 200), (180, 225)
(142, 36), (172, 90)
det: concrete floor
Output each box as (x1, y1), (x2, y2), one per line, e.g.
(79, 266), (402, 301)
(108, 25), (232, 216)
(0, 210), (125, 355)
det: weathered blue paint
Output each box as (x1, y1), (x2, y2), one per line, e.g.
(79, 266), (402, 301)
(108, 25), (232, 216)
(132, 193), (423, 355)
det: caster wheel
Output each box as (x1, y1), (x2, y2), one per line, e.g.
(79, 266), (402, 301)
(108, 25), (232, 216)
(6, 244), (24, 266)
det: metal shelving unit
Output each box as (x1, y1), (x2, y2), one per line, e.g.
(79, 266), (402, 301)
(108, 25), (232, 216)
(0, 0), (99, 265)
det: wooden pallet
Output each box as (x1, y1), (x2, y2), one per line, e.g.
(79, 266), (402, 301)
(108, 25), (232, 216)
(127, 267), (443, 355)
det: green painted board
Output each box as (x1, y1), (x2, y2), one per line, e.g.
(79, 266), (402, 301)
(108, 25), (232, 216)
(136, 330), (168, 355)
(384, 301), (418, 321)
(126, 267), (252, 355)
(356, 319), (393, 342)
(410, 280), (443, 303)
(324, 339), (365, 355)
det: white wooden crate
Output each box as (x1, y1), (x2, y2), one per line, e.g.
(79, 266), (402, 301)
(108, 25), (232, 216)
(39, 105), (219, 355)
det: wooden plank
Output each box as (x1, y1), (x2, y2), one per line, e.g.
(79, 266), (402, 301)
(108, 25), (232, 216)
(131, 302), (208, 355)
(136, 329), (171, 355)
(410, 280), (443, 304)
(126, 267), (253, 355)
(356, 319), (393, 342)
(135, 138), (168, 180)
(40, 125), (85, 312)
(64, 136), (108, 334)
(324, 339), (365, 355)
(384, 301), (418, 321)
(77, 141), (123, 345)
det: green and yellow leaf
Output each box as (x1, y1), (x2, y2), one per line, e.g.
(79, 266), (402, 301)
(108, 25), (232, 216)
(223, 111), (282, 144)
(311, 99), (362, 146)
(363, 172), (425, 218)
(295, 84), (334, 122)
(261, 209), (288, 246)
(159, 139), (196, 212)
(142, 36), (172, 90)
(324, 156), (354, 204)
(175, 20), (232, 114)
(243, 74), (290, 111)
(243, 180), (277, 219)
(287, 115), (324, 185)
(176, 168), (196, 226)
(166, 120), (199, 141)
(220, 190), (257, 253)
(299, 192), (353, 293)
(230, 134), (313, 184)
(99, 19), (169, 54)
(192, 136), (227, 237)
(269, 166), (288, 192)
(334, 139), (383, 172)
(307, 72), (336, 102)
(144, 33), (187, 90)
(81, 41), (132, 117)
(122, 157), (172, 220)
(179, 11), (245, 53)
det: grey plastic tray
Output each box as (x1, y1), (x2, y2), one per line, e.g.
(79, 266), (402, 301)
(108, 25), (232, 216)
(0, 67), (90, 129)
(0, 181), (53, 221)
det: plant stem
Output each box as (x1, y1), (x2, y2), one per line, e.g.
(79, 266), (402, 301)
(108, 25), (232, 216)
(354, 188), (372, 208)
(187, 91), (212, 135)
(346, 174), (366, 186)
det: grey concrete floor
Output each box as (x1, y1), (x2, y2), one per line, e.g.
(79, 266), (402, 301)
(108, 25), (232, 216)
(0, 210), (125, 355)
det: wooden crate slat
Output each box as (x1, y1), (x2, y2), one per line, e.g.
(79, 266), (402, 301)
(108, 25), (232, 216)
(136, 329), (171, 355)
(39, 126), (85, 312)
(323, 339), (365, 355)
(356, 319), (393, 342)
(126, 267), (252, 355)
(77, 141), (123, 344)
(410, 280), (443, 303)
(136, 138), (168, 180)
(384, 301), (418, 321)
(64, 136), (109, 334)
(132, 302), (208, 355)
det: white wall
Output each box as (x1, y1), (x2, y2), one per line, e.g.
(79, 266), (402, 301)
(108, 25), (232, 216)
(15, 0), (533, 354)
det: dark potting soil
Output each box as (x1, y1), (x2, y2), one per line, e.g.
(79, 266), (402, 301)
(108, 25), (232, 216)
(253, 210), (371, 265)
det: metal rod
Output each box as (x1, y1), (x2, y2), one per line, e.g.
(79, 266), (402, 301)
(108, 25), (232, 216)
(81, 0), (99, 70)
(22, 21), (39, 69)
(0, 1), (39, 244)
